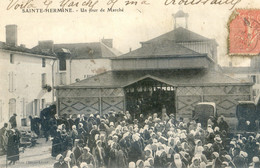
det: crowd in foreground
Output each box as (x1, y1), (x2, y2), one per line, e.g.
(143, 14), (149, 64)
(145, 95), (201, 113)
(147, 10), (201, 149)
(49, 110), (260, 168)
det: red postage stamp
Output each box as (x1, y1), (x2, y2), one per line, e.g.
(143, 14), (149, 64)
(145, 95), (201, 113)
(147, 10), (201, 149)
(229, 9), (260, 55)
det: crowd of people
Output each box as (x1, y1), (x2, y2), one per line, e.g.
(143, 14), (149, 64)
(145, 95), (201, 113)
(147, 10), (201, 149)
(48, 110), (260, 168)
(2, 106), (260, 168)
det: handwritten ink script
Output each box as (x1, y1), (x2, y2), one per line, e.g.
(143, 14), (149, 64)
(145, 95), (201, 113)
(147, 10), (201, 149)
(6, 0), (243, 13)
(229, 9), (260, 55)
(165, 0), (242, 10)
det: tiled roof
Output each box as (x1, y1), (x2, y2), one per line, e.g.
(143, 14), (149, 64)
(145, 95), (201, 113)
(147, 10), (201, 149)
(118, 40), (201, 58)
(222, 67), (258, 74)
(0, 42), (56, 57)
(32, 42), (121, 59)
(58, 69), (249, 89)
(144, 27), (212, 43)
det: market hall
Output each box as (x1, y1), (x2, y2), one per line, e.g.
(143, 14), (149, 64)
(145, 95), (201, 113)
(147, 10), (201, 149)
(55, 23), (252, 120)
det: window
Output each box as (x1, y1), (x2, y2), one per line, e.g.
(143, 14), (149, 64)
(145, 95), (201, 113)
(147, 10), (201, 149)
(59, 72), (66, 85)
(59, 57), (66, 71)
(42, 73), (47, 87)
(9, 98), (16, 118)
(0, 100), (2, 122)
(41, 99), (45, 109)
(34, 99), (39, 116)
(251, 75), (256, 83)
(21, 98), (26, 118)
(8, 72), (15, 92)
(10, 54), (14, 64)
(42, 58), (46, 67)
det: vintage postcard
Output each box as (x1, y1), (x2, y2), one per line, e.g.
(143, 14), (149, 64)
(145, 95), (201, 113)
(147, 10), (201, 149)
(0, 0), (260, 168)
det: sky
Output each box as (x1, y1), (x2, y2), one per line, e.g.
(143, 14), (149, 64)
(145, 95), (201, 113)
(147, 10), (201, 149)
(0, 0), (259, 66)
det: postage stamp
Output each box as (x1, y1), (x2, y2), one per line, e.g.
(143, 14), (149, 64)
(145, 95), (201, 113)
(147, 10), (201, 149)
(229, 9), (260, 56)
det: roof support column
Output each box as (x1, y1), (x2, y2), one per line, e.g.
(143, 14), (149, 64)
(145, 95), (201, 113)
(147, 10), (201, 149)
(99, 89), (102, 116)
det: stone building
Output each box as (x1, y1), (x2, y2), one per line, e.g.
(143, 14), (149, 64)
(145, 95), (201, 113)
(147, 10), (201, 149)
(0, 25), (57, 127)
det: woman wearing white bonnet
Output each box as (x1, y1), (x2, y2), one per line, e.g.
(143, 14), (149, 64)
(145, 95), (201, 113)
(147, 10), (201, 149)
(249, 156), (260, 168)
(190, 156), (206, 168)
(144, 147), (153, 160)
(194, 146), (208, 165)
(144, 160), (151, 168)
(169, 153), (185, 168)
(66, 150), (77, 166)
(80, 162), (88, 168)
(136, 160), (144, 168)
(64, 157), (71, 166)
(128, 161), (136, 168)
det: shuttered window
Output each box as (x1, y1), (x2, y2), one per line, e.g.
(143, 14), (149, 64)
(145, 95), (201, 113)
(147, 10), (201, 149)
(8, 72), (15, 92)
(9, 98), (16, 118)
(10, 54), (14, 64)
(42, 73), (47, 87)
(59, 57), (66, 71)
(34, 99), (40, 116)
(41, 99), (45, 109)
(42, 58), (46, 67)
(0, 100), (2, 122)
(60, 72), (66, 85)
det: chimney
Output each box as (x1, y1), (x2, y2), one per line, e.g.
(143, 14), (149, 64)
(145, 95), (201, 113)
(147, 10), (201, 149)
(101, 39), (113, 48)
(20, 44), (26, 48)
(38, 40), (54, 53)
(6, 25), (18, 46)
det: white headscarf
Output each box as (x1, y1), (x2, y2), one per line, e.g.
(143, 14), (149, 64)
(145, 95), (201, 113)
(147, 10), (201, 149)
(174, 154), (182, 168)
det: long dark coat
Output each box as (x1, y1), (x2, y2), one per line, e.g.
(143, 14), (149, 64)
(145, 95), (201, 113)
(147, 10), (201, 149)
(9, 116), (17, 128)
(128, 140), (143, 162)
(7, 131), (19, 161)
(0, 126), (8, 153)
(52, 131), (62, 157)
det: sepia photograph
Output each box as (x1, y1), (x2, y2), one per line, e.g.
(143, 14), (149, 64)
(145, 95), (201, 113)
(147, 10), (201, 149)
(0, 0), (260, 167)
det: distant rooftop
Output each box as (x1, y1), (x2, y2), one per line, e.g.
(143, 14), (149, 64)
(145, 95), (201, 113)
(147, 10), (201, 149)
(222, 66), (260, 74)
(32, 41), (122, 59)
(0, 41), (56, 57)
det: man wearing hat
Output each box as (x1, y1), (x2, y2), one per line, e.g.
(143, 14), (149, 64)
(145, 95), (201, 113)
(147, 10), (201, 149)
(212, 135), (224, 154)
(72, 139), (84, 162)
(9, 113), (17, 129)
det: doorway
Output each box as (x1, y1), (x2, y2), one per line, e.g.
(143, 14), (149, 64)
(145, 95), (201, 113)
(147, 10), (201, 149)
(124, 77), (175, 119)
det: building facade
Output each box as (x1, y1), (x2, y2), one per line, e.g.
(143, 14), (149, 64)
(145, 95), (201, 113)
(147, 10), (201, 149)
(33, 39), (121, 86)
(223, 56), (260, 101)
(0, 25), (57, 127)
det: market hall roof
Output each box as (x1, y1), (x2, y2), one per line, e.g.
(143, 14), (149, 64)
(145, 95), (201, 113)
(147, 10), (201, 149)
(142, 27), (216, 44)
(114, 27), (218, 70)
(117, 40), (202, 58)
(56, 69), (251, 89)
